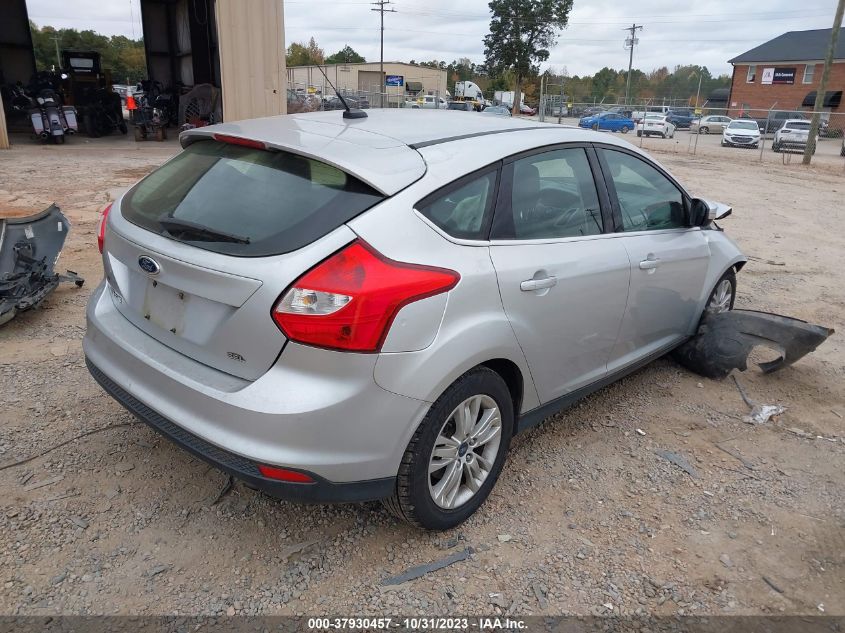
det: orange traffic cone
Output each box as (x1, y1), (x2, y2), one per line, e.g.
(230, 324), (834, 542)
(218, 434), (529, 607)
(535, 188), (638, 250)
(127, 94), (137, 110)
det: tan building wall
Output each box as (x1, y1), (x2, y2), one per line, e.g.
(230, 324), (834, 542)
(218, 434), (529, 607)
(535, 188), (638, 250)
(216, 0), (287, 121)
(728, 60), (845, 115)
(287, 62), (449, 98)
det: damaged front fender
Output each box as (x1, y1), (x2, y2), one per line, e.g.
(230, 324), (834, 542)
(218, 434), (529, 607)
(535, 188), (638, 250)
(674, 309), (834, 379)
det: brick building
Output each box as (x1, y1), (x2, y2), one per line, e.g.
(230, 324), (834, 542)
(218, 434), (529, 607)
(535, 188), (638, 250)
(727, 29), (844, 117)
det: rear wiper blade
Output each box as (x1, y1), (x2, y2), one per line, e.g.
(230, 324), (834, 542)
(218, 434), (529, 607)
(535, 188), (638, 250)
(158, 216), (250, 244)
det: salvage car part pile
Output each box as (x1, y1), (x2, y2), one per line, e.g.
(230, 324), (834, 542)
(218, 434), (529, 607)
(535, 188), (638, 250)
(0, 205), (84, 326)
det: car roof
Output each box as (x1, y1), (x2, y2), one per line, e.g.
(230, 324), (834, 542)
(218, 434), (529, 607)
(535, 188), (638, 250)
(181, 109), (640, 195)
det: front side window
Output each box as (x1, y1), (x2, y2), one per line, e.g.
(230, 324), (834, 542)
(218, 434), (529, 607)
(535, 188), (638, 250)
(602, 150), (686, 232)
(492, 148), (603, 240)
(417, 171), (497, 240)
(803, 64), (816, 84)
(747, 65), (757, 83)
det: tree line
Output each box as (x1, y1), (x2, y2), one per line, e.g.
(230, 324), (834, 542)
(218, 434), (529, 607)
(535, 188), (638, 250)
(29, 22), (146, 84)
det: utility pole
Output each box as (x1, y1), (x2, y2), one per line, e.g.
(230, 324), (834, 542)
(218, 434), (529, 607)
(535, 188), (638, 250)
(51, 34), (61, 69)
(371, 0), (396, 107)
(803, 0), (844, 165)
(623, 24), (643, 105)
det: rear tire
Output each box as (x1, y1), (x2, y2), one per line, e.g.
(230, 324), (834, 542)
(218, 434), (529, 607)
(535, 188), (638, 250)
(621, 125), (630, 134)
(637, 130), (642, 137)
(661, 132), (667, 139)
(383, 367), (514, 530)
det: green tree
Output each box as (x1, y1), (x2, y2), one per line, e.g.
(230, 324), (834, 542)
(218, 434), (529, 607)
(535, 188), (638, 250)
(286, 37), (324, 67)
(483, 0), (574, 114)
(325, 45), (365, 64)
(29, 22), (146, 83)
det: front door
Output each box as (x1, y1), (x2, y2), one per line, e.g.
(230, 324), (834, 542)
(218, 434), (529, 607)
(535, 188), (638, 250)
(489, 146), (631, 403)
(596, 147), (710, 372)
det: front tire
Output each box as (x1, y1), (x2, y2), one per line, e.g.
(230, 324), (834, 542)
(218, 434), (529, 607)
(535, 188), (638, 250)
(700, 126), (709, 134)
(621, 125), (630, 134)
(383, 367), (514, 530)
(704, 269), (736, 319)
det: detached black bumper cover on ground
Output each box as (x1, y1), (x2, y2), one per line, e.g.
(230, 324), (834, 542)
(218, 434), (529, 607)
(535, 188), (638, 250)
(674, 309), (834, 379)
(0, 204), (84, 326)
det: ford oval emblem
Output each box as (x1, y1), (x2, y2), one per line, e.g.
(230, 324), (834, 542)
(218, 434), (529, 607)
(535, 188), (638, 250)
(138, 255), (161, 275)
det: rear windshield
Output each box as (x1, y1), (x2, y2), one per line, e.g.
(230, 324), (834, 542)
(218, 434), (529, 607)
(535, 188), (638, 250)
(785, 121), (811, 129)
(121, 140), (385, 257)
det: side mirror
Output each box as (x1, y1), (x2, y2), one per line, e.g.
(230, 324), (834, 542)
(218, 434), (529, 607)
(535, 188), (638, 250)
(690, 198), (733, 227)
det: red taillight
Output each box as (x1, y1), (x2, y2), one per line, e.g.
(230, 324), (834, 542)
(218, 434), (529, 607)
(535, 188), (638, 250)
(258, 465), (315, 483)
(97, 202), (112, 254)
(272, 240), (460, 352)
(212, 133), (266, 150)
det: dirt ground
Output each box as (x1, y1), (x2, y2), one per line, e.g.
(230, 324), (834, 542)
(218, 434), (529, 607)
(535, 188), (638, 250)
(0, 129), (842, 618)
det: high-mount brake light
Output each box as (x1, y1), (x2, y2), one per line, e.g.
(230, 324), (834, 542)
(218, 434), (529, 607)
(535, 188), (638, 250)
(212, 134), (267, 150)
(272, 240), (460, 352)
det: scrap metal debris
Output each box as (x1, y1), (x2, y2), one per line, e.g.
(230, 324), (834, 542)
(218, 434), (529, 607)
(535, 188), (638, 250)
(674, 310), (833, 379)
(732, 375), (787, 424)
(654, 450), (699, 479)
(0, 204), (84, 326)
(382, 547), (473, 586)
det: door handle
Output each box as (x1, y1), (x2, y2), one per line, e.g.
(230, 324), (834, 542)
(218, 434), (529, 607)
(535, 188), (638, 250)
(639, 258), (660, 270)
(520, 276), (557, 291)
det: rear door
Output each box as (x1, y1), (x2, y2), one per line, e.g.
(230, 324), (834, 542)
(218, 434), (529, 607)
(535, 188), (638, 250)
(489, 145), (631, 403)
(103, 138), (386, 380)
(595, 146), (710, 372)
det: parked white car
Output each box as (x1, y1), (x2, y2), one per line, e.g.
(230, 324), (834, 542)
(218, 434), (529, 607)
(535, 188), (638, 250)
(417, 94), (448, 109)
(721, 120), (761, 149)
(636, 114), (676, 139)
(772, 119), (815, 153)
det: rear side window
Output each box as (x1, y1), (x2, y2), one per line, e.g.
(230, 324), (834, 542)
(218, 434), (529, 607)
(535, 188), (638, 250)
(122, 140), (384, 257)
(417, 171), (497, 240)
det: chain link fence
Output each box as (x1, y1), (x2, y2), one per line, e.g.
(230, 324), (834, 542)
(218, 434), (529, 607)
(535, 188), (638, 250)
(535, 100), (845, 168)
(286, 80), (450, 113)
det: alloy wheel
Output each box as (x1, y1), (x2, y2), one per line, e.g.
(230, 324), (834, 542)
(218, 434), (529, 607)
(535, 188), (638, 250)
(428, 395), (502, 509)
(707, 279), (733, 315)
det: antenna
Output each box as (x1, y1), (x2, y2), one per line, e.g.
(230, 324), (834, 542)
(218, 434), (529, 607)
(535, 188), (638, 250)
(315, 64), (367, 120)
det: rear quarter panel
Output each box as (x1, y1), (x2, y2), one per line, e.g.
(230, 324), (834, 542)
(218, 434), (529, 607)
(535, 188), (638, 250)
(347, 172), (541, 415)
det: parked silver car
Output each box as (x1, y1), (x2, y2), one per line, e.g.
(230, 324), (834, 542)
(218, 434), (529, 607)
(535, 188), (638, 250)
(85, 110), (745, 530)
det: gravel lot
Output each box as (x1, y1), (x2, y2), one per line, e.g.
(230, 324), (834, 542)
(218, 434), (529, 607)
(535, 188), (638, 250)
(0, 130), (843, 618)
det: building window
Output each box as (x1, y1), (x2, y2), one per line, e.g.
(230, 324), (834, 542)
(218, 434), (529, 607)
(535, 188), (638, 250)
(746, 65), (756, 83)
(803, 64), (816, 84)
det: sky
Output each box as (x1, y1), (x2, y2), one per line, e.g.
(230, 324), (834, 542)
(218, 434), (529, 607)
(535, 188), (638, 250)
(25, 0), (838, 78)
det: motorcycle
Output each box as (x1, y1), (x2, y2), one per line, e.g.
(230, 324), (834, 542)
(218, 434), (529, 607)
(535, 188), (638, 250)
(29, 88), (78, 144)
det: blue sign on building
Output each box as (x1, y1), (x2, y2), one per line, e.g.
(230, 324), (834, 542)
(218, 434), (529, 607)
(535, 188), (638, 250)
(385, 75), (404, 87)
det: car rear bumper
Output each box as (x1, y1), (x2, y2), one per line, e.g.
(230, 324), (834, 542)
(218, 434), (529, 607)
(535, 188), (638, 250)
(86, 357), (395, 502)
(83, 282), (430, 497)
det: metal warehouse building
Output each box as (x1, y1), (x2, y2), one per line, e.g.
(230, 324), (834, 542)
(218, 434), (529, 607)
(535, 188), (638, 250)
(287, 62), (449, 102)
(727, 29), (844, 116)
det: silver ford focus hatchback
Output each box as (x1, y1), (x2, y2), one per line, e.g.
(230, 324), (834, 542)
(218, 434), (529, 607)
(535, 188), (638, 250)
(85, 109), (745, 530)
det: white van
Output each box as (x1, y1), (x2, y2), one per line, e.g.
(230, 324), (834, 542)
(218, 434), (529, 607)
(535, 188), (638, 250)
(632, 105), (671, 122)
(417, 94), (448, 109)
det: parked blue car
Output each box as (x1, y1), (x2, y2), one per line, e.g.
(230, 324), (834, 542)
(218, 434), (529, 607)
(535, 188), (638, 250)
(578, 112), (635, 133)
(666, 109), (696, 129)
